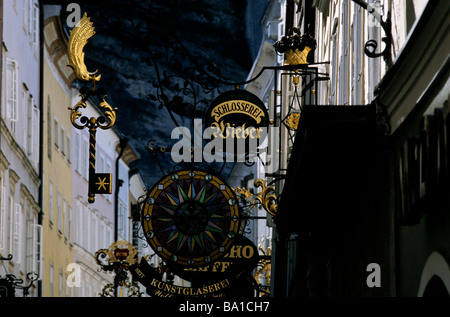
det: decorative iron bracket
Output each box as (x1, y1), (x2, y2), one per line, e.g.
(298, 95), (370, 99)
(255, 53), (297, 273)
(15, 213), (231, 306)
(95, 241), (142, 297)
(351, 0), (392, 63)
(0, 254), (13, 261)
(235, 179), (278, 217)
(0, 255), (39, 297)
(67, 13), (118, 203)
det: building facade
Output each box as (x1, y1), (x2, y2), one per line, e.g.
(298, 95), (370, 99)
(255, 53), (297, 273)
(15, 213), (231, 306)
(41, 5), (76, 297)
(0, 0), (42, 297)
(271, 0), (450, 297)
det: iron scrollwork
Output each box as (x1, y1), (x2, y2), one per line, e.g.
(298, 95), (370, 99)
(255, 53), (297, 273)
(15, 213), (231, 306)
(351, 0), (392, 63)
(234, 179), (278, 218)
(0, 255), (39, 297)
(95, 240), (142, 297)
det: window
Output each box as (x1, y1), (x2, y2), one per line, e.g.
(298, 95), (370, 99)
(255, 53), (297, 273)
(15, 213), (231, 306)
(74, 133), (80, 172)
(22, 86), (29, 150)
(12, 203), (23, 266)
(351, 5), (363, 105)
(24, 0), (39, 45)
(25, 91), (33, 155)
(23, 0), (29, 32)
(57, 191), (61, 232)
(68, 205), (72, 243)
(54, 118), (59, 149)
(0, 177), (5, 252)
(49, 263), (54, 297)
(63, 198), (67, 237)
(76, 202), (82, 245)
(31, 2), (39, 45)
(47, 97), (52, 160)
(32, 106), (39, 163)
(22, 88), (39, 164)
(59, 270), (63, 297)
(100, 223), (105, 248)
(5, 59), (18, 132)
(67, 136), (71, 164)
(118, 200), (128, 240)
(61, 126), (65, 156)
(49, 180), (53, 224)
(106, 226), (112, 247)
(366, 0), (381, 102)
(99, 156), (105, 173)
(106, 162), (112, 174)
(329, 17), (338, 105)
(83, 207), (89, 250)
(66, 273), (70, 297)
(81, 139), (89, 179)
(26, 217), (42, 277)
(92, 215), (97, 253)
(338, 0), (349, 105)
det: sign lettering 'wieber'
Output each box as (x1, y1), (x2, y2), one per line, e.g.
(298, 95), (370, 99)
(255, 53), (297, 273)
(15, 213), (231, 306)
(206, 89), (269, 142)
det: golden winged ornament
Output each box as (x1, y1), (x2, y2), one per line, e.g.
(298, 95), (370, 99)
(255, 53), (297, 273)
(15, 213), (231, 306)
(67, 12), (101, 82)
(233, 179), (278, 217)
(253, 179), (278, 217)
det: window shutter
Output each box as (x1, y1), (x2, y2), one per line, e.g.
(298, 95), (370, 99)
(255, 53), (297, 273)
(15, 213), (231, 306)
(33, 223), (43, 279)
(32, 106), (40, 164)
(13, 204), (22, 266)
(6, 59), (18, 122)
(32, 3), (39, 44)
(0, 182), (5, 252)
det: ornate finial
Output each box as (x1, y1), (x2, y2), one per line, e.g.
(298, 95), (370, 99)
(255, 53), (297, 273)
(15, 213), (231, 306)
(273, 28), (316, 65)
(67, 12), (101, 82)
(95, 241), (142, 297)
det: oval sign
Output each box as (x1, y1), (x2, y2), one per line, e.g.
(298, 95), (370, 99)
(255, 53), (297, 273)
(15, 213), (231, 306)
(205, 89), (269, 161)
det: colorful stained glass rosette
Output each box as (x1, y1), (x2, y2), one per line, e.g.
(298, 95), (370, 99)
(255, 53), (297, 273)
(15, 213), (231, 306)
(141, 169), (241, 267)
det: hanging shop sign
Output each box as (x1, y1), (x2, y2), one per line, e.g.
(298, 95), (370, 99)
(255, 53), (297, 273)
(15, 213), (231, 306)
(89, 173), (112, 195)
(179, 234), (259, 282)
(132, 259), (231, 297)
(141, 169), (241, 267)
(205, 89), (269, 160)
(131, 256), (257, 298)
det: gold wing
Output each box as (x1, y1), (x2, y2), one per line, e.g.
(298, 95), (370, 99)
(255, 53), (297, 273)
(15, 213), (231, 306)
(67, 12), (101, 82)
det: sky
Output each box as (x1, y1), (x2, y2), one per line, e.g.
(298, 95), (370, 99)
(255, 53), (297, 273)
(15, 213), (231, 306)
(59, 0), (256, 188)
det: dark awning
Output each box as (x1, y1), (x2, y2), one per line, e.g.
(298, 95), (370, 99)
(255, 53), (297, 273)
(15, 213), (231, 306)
(276, 104), (380, 239)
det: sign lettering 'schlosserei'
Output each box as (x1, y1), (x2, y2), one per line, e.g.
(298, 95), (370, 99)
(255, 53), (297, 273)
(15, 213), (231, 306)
(205, 90), (269, 151)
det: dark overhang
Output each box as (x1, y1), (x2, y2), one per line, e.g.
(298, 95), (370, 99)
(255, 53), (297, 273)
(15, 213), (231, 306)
(276, 104), (380, 238)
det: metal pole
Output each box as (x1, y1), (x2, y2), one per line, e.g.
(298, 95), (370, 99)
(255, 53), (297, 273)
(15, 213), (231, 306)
(88, 121), (97, 203)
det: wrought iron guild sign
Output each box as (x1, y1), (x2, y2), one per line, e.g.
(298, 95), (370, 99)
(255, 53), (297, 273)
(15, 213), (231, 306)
(95, 240), (142, 297)
(67, 13), (118, 203)
(205, 89), (269, 162)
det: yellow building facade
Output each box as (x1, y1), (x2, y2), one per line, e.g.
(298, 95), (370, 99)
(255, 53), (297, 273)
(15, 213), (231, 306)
(41, 14), (77, 297)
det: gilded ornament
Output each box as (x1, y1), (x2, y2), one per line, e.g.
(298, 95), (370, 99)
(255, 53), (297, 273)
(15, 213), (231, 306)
(67, 12), (101, 82)
(284, 46), (312, 65)
(234, 186), (253, 200)
(286, 112), (300, 131)
(253, 179), (278, 217)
